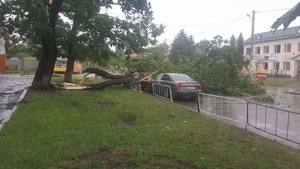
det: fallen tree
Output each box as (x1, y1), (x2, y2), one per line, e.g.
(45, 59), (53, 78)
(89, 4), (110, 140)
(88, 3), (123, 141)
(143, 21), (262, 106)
(56, 68), (157, 90)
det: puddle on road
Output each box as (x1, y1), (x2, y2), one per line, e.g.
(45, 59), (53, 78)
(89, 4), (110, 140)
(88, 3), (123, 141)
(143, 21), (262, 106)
(265, 85), (300, 112)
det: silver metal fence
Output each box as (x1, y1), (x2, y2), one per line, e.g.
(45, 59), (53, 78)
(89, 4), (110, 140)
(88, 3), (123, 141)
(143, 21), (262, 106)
(149, 88), (300, 146)
(152, 83), (173, 102)
(247, 102), (300, 145)
(198, 93), (247, 125)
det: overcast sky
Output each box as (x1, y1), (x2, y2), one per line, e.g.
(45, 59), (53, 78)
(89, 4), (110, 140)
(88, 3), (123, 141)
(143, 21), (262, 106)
(149, 0), (300, 44)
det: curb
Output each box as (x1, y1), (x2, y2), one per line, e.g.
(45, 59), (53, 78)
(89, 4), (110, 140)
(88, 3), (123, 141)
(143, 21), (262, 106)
(0, 88), (29, 131)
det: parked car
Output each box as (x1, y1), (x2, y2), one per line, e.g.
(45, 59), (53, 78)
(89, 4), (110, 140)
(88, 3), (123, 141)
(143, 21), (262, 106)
(152, 73), (202, 99)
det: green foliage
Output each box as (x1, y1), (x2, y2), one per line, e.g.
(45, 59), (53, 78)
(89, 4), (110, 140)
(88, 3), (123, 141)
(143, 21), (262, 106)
(237, 33), (244, 55)
(125, 43), (174, 73)
(1, 0), (164, 68)
(185, 36), (265, 96)
(252, 95), (275, 104)
(229, 34), (237, 47)
(6, 45), (38, 59)
(169, 30), (196, 64)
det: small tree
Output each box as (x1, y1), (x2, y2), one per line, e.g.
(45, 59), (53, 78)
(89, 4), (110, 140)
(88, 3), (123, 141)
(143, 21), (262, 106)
(237, 33), (244, 55)
(229, 34), (237, 47)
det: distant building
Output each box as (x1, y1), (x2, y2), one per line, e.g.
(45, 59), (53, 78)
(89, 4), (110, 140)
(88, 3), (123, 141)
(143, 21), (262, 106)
(244, 26), (300, 77)
(54, 57), (82, 73)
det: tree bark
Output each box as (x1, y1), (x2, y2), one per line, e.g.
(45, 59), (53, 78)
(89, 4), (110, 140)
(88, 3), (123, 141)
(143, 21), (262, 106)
(82, 68), (128, 79)
(64, 12), (80, 83)
(31, 34), (58, 89)
(80, 68), (155, 90)
(63, 43), (75, 82)
(31, 0), (63, 89)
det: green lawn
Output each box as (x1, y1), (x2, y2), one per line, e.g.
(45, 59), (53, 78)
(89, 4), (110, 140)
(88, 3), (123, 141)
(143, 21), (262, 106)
(263, 77), (300, 87)
(0, 88), (299, 169)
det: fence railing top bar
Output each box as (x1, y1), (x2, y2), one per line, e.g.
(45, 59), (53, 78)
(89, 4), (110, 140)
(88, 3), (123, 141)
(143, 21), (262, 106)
(247, 101), (300, 115)
(199, 93), (246, 103)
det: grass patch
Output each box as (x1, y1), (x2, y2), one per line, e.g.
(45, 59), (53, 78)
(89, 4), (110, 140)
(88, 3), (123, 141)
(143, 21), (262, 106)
(263, 77), (300, 87)
(0, 88), (299, 169)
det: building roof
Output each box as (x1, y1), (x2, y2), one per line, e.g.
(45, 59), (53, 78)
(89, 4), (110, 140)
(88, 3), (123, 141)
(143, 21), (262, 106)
(244, 26), (300, 44)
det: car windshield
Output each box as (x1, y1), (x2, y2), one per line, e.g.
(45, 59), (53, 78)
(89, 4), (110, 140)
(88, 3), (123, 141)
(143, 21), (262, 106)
(170, 74), (194, 82)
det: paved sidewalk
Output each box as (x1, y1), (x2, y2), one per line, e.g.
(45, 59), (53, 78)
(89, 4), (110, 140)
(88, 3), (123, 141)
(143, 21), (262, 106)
(0, 74), (33, 128)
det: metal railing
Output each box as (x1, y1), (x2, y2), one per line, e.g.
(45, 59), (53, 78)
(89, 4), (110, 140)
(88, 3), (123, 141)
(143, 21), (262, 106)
(152, 83), (173, 102)
(148, 87), (300, 146)
(247, 102), (300, 145)
(198, 93), (247, 125)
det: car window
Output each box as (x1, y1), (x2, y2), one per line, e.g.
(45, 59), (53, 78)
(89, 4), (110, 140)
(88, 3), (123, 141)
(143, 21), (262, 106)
(155, 74), (163, 81)
(171, 74), (194, 81)
(161, 74), (171, 81)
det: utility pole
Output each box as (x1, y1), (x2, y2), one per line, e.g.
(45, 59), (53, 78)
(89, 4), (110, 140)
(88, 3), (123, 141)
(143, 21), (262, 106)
(250, 10), (255, 61)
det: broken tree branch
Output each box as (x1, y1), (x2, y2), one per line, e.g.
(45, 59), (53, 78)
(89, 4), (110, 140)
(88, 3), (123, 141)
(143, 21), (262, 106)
(82, 68), (128, 79)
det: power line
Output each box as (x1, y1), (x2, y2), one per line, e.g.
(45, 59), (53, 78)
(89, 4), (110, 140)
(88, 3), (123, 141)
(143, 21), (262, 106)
(193, 16), (248, 36)
(165, 15), (249, 27)
(256, 8), (290, 14)
(164, 7), (291, 43)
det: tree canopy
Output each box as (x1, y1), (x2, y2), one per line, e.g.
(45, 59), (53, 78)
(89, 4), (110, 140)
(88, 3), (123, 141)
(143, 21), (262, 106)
(169, 29), (196, 64)
(0, 0), (164, 88)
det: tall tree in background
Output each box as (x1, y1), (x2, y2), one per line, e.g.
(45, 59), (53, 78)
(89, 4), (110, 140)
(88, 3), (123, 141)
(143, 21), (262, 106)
(229, 34), (237, 47)
(237, 33), (244, 55)
(210, 35), (228, 49)
(195, 39), (210, 51)
(59, 0), (113, 82)
(169, 29), (195, 64)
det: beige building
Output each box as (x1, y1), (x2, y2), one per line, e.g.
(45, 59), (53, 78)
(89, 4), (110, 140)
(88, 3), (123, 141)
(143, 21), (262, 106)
(244, 26), (300, 77)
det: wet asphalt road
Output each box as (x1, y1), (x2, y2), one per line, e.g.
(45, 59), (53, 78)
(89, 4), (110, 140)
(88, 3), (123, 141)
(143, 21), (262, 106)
(0, 74), (33, 123)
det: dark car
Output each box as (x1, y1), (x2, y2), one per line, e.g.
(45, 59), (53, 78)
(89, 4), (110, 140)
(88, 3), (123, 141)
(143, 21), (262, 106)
(152, 73), (202, 99)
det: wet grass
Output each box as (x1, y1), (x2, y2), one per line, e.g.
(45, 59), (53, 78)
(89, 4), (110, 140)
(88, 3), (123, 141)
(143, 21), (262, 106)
(0, 88), (300, 169)
(263, 77), (300, 87)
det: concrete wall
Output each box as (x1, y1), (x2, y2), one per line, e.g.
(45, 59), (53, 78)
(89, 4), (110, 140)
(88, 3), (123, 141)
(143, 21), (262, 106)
(6, 58), (89, 72)
(6, 59), (39, 71)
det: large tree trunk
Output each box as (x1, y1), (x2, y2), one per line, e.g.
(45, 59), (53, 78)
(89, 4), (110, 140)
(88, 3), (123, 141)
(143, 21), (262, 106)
(63, 43), (75, 82)
(31, 34), (57, 89)
(31, 0), (63, 89)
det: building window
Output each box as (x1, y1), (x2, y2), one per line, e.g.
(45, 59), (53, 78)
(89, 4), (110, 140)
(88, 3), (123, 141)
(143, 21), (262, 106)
(264, 62), (268, 70)
(255, 47), (261, 54)
(283, 62), (290, 71)
(263, 46), (269, 54)
(274, 44), (281, 53)
(284, 43), (291, 52)
(273, 62), (279, 70)
(246, 48), (251, 55)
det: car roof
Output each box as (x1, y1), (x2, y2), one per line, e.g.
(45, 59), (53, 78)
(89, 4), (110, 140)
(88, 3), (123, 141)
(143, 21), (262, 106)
(164, 73), (189, 77)
(161, 73), (195, 81)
